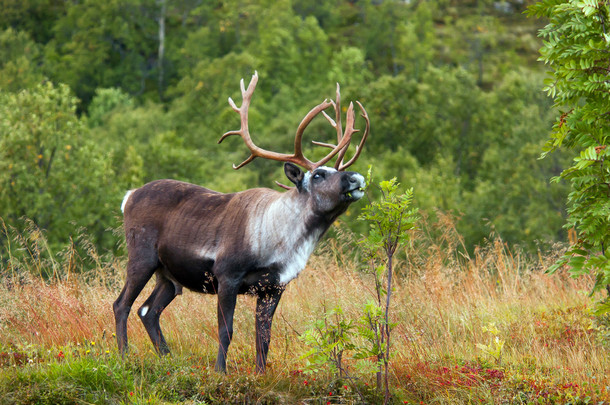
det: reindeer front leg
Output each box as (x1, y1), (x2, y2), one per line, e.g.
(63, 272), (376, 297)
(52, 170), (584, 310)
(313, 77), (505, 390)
(214, 275), (240, 373)
(255, 286), (284, 373)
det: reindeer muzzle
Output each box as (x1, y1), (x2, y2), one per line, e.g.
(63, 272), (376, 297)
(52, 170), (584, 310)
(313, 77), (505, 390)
(342, 172), (366, 202)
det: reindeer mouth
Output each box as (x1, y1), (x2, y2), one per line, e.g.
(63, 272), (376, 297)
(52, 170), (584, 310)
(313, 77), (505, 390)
(344, 186), (365, 201)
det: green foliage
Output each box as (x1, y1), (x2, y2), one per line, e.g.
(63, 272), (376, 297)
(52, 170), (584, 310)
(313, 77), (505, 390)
(0, 0), (577, 259)
(0, 0), (65, 43)
(87, 87), (133, 128)
(300, 306), (355, 377)
(528, 0), (610, 297)
(42, 0), (161, 105)
(476, 323), (506, 365)
(0, 28), (44, 92)
(359, 170), (418, 261)
(0, 83), (119, 255)
(355, 299), (387, 367)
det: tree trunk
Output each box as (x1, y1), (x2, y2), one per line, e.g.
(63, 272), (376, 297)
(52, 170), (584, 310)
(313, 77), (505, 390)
(157, 0), (166, 101)
(383, 253), (393, 405)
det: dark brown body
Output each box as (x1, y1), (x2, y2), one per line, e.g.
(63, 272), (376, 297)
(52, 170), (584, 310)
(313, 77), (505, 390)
(113, 164), (365, 372)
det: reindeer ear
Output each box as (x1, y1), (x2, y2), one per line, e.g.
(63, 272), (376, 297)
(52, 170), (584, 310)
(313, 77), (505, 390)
(284, 163), (304, 189)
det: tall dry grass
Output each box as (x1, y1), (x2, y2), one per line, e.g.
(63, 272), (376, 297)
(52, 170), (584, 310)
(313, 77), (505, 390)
(0, 217), (608, 403)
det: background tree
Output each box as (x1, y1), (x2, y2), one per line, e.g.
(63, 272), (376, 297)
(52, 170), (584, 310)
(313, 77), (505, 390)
(0, 29), (44, 92)
(0, 83), (118, 253)
(0, 0), (572, 264)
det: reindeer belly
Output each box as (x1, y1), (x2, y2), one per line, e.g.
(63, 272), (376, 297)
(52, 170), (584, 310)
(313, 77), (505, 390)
(237, 265), (282, 294)
(158, 246), (218, 293)
(158, 247), (281, 295)
(168, 266), (217, 294)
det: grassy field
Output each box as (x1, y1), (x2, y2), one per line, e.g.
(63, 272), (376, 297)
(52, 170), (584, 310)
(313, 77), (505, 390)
(0, 221), (609, 404)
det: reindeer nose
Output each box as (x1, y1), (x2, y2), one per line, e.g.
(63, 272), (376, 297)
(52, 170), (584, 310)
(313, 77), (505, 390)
(342, 172), (365, 193)
(347, 172), (365, 188)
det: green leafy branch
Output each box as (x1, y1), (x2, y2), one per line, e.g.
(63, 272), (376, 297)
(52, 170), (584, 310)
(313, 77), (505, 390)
(529, 0), (610, 301)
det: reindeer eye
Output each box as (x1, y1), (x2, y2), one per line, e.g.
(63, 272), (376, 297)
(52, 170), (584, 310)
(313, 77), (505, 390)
(313, 172), (324, 180)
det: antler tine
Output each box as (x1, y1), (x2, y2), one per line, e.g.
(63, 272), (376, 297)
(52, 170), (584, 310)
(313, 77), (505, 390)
(218, 72), (258, 145)
(313, 105), (338, 146)
(337, 101), (370, 171)
(334, 85), (342, 144)
(293, 100), (334, 170)
(217, 72), (261, 169)
(232, 154), (256, 170)
(331, 84), (351, 170)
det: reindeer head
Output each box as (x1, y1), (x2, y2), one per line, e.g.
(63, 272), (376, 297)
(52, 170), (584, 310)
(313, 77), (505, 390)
(283, 163), (365, 218)
(218, 72), (369, 217)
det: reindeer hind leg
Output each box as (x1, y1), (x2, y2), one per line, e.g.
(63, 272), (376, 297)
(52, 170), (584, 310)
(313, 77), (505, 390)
(138, 272), (180, 355)
(113, 244), (159, 356)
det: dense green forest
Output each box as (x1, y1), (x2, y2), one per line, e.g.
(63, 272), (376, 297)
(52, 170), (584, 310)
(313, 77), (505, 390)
(0, 0), (569, 259)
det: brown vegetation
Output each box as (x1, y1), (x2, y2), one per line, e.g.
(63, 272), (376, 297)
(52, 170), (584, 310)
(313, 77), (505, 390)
(0, 219), (608, 403)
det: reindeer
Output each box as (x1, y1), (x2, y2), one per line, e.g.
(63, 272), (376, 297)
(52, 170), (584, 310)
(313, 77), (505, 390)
(113, 72), (369, 373)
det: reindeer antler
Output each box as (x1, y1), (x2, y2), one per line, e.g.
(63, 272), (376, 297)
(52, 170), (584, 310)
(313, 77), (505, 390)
(218, 72), (369, 172)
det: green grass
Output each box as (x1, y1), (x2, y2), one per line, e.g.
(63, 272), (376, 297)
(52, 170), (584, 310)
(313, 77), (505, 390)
(0, 221), (609, 404)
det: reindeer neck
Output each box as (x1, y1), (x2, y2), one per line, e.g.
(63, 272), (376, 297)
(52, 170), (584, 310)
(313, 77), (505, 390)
(244, 188), (333, 284)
